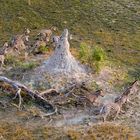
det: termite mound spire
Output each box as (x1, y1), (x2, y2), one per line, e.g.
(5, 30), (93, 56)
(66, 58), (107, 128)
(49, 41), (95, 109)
(31, 29), (91, 90)
(41, 29), (88, 76)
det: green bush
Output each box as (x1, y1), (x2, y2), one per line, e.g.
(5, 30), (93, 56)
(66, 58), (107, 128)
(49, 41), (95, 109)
(90, 46), (106, 72)
(90, 46), (106, 62)
(78, 43), (106, 72)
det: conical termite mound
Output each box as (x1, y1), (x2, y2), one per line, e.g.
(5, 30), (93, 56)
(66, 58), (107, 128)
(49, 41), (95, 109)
(30, 29), (91, 90)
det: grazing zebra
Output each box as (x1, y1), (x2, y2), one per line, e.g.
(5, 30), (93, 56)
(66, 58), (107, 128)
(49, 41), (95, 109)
(24, 28), (30, 35)
(38, 26), (57, 43)
(86, 89), (104, 104)
(0, 47), (8, 67)
(100, 94), (129, 122)
(115, 80), (139, 103)
(2, 42), (9, 48)
(52, 36), (60, 46)
(73, 89), (104, 107)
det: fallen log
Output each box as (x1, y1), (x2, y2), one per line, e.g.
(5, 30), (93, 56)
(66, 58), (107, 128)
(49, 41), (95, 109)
(0, 76), (57, 117)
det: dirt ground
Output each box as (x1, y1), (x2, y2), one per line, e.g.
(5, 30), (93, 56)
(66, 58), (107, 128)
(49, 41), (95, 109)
(0, 55), (140, 139)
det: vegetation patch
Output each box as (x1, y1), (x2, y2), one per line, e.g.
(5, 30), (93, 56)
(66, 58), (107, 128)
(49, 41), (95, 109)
(0, 123), (139, 140)
(38, 45), (48, 54)
(78, 42), (106, 72)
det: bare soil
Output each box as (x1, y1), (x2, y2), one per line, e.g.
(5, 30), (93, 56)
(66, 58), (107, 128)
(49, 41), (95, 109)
(0, 60), (140, 139)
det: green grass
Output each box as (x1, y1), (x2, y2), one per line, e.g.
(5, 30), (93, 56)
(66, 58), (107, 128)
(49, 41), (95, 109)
(4, 59), (39, 80)
(0, 0), (140, 78)
(16, 61), (38, 71)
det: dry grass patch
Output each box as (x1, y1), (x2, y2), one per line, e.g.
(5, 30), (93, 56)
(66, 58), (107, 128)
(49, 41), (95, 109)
(0, 122), (139, 140)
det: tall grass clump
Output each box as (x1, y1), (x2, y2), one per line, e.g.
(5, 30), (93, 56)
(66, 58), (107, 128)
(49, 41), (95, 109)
(79, 42), (90, 64)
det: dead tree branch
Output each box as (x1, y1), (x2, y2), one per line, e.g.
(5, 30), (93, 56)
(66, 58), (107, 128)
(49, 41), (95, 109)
(0, 76), (57, 116)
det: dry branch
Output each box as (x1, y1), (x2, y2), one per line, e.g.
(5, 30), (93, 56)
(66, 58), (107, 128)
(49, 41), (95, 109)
(40, 89), (59, 96)
(0, 76), (57, 116)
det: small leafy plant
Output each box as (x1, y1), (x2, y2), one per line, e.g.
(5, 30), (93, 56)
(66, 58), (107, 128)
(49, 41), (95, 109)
(38, 45), (48, 54)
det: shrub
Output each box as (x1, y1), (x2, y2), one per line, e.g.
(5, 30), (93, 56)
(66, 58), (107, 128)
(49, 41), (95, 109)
(90, 46), (106, 62)
(90, 46), (106, 72)
(78, 43), (106, 72)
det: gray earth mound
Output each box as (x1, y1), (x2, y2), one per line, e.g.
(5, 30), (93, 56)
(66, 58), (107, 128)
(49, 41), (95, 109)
(28, 29), (91, 90)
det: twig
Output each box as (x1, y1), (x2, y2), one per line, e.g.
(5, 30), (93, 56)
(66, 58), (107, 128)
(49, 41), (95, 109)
(13, 88), (22, 108)
(65, 87), (75, 97)
(40, 89), (58, 96)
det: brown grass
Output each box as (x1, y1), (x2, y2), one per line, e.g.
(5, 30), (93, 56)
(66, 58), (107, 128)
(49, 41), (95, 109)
(0, 123), (139, 140)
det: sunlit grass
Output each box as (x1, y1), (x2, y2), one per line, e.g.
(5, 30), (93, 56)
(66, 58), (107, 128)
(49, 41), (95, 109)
(0, 123), (139, 140)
